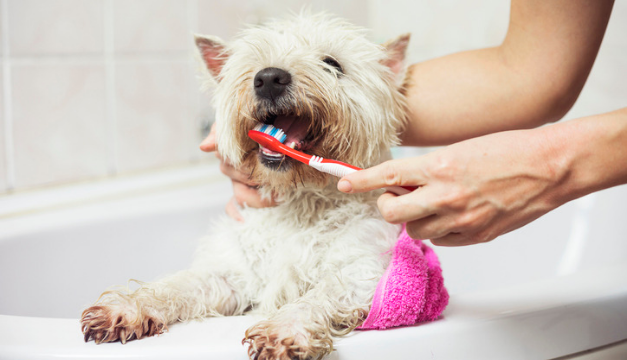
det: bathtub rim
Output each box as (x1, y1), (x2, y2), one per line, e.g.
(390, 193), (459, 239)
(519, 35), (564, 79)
(1, 261), (626, 360)
(1, 164), (626, 359)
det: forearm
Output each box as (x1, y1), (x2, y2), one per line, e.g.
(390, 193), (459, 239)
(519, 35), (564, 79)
(545, 107), (627, 205)
(401, 0), (614, 146)
(402, 47), (541, 146)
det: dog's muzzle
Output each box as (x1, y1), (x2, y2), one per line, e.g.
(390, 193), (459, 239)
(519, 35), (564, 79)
(257, 114), (312, 171)
(254, 67), (291, 101)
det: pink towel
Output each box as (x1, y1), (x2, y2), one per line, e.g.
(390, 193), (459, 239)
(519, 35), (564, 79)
(357, 227), (449, 330)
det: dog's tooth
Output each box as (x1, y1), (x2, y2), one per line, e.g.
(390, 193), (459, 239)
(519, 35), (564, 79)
(289, 142), (296, 149)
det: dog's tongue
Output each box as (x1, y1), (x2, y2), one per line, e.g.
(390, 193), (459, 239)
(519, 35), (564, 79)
(274, 115), (309, 146)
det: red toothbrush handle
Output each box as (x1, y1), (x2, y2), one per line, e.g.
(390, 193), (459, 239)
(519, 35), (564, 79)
(248, 129), (312, 164)
(248, 130), (418, 195)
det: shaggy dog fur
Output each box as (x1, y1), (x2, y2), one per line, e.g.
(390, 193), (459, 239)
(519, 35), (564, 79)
(81, 13), (410, 360)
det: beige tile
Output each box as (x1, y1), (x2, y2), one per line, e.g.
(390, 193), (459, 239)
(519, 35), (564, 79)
(113, 0), (190, 54)
(8, 0), (105, 56)
(566, 44), (627, 120)
(188, 62), (214, 162)
(0, 3), (3, 57)
(604, 1), (627, 47)
(313, 0), (370, 28)
(196, 0), (257, 40)
(0, 66), (6, 192)
(592, 45), (627, 108)
(369, 0), (509, 62)
(11, 63), (108, 189)
(115, 61), (195, 172)
(196, 0), (368, 40)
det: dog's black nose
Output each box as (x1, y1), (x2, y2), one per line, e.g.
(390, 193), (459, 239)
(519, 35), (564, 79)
(254, 67), (291, 100)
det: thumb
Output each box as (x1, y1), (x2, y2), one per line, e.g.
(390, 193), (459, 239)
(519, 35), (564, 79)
(199, 123), (217, 152)
(338, 157), (426, 193)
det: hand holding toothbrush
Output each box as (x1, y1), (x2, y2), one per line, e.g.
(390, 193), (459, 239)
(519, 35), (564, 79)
(337, 127), (577, 246)
(200, 124), (277, 222)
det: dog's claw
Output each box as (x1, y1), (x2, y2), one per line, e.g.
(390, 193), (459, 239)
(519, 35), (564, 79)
(119, 329), (126, 344)
(243, 321), (322, 360)
(81, 304), (167, 344)
(93, 331), (104, 344)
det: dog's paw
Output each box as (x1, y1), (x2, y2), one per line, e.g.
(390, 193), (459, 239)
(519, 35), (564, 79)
(81, 305), (167, 344)
(243, 320), (329, 360)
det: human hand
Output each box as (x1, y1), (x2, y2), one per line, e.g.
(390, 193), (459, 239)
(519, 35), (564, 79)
(337, 129), (567, 246)
(200, 124), (277, 222)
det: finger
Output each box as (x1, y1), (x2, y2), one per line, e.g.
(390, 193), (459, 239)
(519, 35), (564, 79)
(220, 161), (257, 186)
(199, 123), (217, 152)
(429, 233), (476, 247)
(405, 215), (454, 240)
(225, 197), (244, 222)
(232, 181), (277, 208)
(376, 190), (436, 224)
(338, 157), (427, 194)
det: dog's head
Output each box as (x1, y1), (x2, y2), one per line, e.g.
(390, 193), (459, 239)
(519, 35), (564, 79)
(196, 13), (410, 192)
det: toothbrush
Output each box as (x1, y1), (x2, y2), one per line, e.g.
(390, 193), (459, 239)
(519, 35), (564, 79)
(248, 124), (417, 195)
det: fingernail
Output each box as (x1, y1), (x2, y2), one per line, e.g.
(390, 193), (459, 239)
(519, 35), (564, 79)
(338, 179), (352, 193)
(199, 135), (216, 150)
(199, 142), (211, 152)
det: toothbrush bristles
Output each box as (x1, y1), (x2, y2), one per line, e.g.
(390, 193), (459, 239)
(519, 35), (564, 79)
(254, 124), (287, 143)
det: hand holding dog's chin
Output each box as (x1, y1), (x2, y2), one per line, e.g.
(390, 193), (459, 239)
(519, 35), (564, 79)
(339, 129), (569, 246)
(200, 128), (276, 222)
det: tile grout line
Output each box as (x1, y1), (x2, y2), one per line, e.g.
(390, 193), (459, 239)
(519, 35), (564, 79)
(188, 0), (201, 163)
(187, 0), (199, 37)
(6, 54), (191, 64)
(104, 0), (118, 176)
(1, 0), (15, 190)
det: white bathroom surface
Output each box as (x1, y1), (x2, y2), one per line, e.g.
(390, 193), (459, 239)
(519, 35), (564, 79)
(1, 261), (627, 360)
(1, 164), (627, 359)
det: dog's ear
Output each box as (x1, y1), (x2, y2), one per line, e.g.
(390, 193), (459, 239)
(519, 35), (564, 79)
(195, 34), (228, 80)
(382, 34), (410, 80)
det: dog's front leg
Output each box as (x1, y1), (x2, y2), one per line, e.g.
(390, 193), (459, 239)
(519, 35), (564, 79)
(81, 269), (247, 344)
(243, 286), (371, 360)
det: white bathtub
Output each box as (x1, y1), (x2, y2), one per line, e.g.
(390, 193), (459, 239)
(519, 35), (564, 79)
(1, 163), (626, 360)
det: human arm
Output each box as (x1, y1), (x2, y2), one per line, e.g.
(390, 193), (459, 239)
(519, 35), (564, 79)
(402, 0), (614, 146)
(199, 0), (615, 223)
(338, 108), (627, 245)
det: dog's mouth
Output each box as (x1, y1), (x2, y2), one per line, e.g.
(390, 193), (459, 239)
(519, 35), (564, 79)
(256, 113), (315, 170)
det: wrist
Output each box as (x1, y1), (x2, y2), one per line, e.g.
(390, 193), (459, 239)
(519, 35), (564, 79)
(512, 125), (573, 211)
(539, 108), (627, 206)
(534, 125), (577, 209)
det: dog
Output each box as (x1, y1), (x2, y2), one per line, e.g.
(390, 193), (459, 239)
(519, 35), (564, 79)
(81, 13), (410, 360)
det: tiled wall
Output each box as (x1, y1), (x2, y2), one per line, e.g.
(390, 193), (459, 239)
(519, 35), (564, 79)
(369, 0), (511, 159)
(371, 0), (627, 157)
(369, 0), (510, 63)
(566, 1), (627, 121)
(0, 0), (368, 194)
(1, 0), (625, 194)
(2, 0), (198, 192)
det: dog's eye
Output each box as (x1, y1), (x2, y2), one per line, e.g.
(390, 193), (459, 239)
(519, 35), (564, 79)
(322, 57), (343, 75)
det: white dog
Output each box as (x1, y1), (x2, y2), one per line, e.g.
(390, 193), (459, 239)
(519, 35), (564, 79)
(82, 13), (410, 360)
